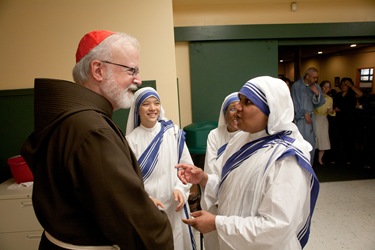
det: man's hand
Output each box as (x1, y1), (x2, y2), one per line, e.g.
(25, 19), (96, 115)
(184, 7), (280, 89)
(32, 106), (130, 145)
(304, 113), (312, 124)
(150, 196), (165, 209)
(310, 83), (319, 96)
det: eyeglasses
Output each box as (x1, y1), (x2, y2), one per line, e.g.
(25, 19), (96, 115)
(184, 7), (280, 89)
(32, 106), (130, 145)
(101, 61), (139, 76)
(228, 107), (237, 113)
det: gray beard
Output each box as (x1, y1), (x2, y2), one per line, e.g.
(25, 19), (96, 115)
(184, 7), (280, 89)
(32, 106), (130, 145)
(101, 74), (138, 110)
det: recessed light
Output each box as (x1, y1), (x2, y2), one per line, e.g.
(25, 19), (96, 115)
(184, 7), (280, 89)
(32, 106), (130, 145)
(350, 44), (357, 47)
(318, 51), (323, 54)
(280, 59), (284, 62)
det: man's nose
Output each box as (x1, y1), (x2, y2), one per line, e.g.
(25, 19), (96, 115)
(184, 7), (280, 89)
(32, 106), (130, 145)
(133, 75), (142, 86)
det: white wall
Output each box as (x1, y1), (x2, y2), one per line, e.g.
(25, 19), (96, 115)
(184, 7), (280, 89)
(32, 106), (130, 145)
(1, 0), (374, 127)
(0, 0), (181, 125)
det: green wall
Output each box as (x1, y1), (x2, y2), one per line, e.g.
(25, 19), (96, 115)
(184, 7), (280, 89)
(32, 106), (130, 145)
(0, 89), (34, 183)
(189, 39), (278, 122)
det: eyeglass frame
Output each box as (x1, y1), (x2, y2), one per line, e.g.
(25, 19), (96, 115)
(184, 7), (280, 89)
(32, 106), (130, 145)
(227, 107), (237, 113)
(101, 60), (139, 76)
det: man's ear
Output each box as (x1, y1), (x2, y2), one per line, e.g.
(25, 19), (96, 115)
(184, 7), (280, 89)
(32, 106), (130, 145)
(91, 60), (104, 81)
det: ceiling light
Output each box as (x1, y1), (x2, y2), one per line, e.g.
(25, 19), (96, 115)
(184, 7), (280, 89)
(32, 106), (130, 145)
(318, 51), (323, 54)
(280, 59), (284, 62)
(350, 44), (357, 47)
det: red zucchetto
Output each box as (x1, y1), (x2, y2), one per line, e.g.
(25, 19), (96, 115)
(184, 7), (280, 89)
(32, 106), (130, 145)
(75, 30), (115, 63)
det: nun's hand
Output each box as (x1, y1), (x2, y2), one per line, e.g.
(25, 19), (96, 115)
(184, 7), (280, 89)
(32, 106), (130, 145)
(176, 164), (208, 188)
(173, 189), (184, 212)
(182, 210), (216, 234)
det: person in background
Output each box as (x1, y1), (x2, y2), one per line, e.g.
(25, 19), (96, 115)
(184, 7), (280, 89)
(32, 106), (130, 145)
(202, 92), (241, 250)
(291, 67), (325, 164)
(177, 76), (320, 250)
(332, 77), (363, 165)
(21, 30), (173, 249)
(314, 80), (336, 166)
(126, 87), (197, 250)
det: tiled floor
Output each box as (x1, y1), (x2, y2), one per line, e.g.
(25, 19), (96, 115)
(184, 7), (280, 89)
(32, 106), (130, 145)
(305, 179), (375, 250)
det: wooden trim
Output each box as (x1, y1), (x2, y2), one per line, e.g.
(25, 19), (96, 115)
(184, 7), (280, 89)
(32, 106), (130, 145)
(174, 22), (375, 42)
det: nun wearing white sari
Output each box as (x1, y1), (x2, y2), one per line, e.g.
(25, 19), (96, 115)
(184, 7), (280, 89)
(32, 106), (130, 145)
(177, 76), (320, 250)
(202, 92), (242, 250)
(204, 92), (241, 177)
(126, 87), (197, 250)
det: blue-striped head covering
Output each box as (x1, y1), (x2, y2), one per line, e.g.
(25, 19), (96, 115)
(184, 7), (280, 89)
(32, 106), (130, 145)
(222, 92), (240, 114)
(239, 80), (270, 117)
(218, 92), (240, 127)
(126, 87), (165, 135)
(238, 76), (312, 154)
(134, 88), (160, 126)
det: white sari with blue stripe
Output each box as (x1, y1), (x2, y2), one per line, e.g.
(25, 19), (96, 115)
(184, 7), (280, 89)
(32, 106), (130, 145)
(218, 131), (318, 248)
(202, 92), (241, 250)
(127, 120), (196, 250)
(203, 130), (319, 250)
(202, 76), (319, 250)
(126, 87), (197, 250)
